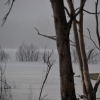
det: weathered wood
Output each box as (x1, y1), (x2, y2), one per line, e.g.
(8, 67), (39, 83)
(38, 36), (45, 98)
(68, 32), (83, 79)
(50, 0), (76, 99)
(78, 0), (95, 100)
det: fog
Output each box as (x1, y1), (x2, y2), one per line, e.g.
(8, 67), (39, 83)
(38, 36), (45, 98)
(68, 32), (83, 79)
(0, 0), (100, 49)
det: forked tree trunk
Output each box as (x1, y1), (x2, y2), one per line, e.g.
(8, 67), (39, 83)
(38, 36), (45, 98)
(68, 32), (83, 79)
(66, 0), (88, 98)
(79, 0), (95, 100)
(50, 0), (77, 100)
(73, 21), (88, 99)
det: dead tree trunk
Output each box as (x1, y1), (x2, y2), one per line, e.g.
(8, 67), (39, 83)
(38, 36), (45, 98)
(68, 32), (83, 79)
(66, 0), (88, 98)
(78, 0), (95, 99)
(50, 0), (77, 100)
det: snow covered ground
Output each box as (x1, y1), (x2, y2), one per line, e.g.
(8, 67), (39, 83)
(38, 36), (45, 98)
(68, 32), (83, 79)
(1, 49), (100, 100)
(3, 61), (100, 100)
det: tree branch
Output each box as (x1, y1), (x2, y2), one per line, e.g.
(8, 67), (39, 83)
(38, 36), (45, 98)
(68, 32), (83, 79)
(35, 27), (75, 47)
(39, 49), (55, 100)
(84, 28), (100, 50)
(94, 74), (100, 93)
(64, 6), (79, 24)
(93, 0), (100, 94)
(75, 8), (100, 15)
(64, 6), (71, 17)
(34, 27), (56, 41)
(1, 0), (15, 27)
(95, 0), (100, 47)
(84, 9), (100, 14)
(0, 80), (11, 89)
(87, 48), (94, 61)
(65, 0), (86, 38)
(74, 0), (86, 19)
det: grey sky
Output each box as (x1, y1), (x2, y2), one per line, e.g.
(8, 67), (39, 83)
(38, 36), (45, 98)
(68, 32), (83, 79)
(0, 0), (100, 49)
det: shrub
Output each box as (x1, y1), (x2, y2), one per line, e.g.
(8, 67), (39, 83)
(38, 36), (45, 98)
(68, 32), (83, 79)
(16, 43), (40, 62)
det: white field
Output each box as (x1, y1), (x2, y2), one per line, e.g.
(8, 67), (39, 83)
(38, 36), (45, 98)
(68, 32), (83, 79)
(2, 49), (100, 100)
(3, 62), (100, 100)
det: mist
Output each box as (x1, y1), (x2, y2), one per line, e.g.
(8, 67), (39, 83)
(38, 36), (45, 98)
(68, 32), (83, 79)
(0, 0), (100, 49)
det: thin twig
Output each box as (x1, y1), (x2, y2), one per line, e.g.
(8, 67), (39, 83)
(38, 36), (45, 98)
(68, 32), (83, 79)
(84, 28), (100, 50)
(75, 8), (100, 15)
(95, 0), (100, 46)
(39, 49), (55, 100)
(1, 0), (15, 27)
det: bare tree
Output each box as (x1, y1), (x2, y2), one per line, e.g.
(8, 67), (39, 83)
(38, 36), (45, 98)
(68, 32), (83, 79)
(16, 43), (40, 62)
(71, 0), (100, 99)
(35, 0), (86, 99)
(64, 0), (100, 99)
(82, 0), (100, 99)
(39, 49), (56, 100)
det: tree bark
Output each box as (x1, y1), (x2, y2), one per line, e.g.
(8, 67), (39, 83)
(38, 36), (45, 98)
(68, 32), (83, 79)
(50, 0), (76, 100)
(66, 0), (88, 98)
(73, 20), (88, 99)
(79, 0), (95, 100)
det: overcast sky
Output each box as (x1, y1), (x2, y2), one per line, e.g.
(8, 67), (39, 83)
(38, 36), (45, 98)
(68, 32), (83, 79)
(0, 0), (100, 49)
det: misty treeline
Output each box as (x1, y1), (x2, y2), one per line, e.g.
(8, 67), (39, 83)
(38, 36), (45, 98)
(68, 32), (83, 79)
(16, 43), (56, 62)
(16, 43), (100, 64)
(16, 43), (40, 61)
(0, 43), (100, 64)
(71, 47), (100, 64)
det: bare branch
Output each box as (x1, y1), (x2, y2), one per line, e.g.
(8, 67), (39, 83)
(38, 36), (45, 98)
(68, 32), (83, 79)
(39, 49), (55, 100)
(75, 8), (100, 15)
(87, 48), (94, 61)
(74, 0), (86, 19)
(94, 74), (100, 93)
(84, 9), (100, 15)
(0, 80), (11, 89)
(84, 28), (100, 50)
(35, 28), (75, 47)
(93, 0), (100, 94)
(34, 27), (56, 41)
(95, 0), (100, 47)
(70, 39), (75, 44)
(69, 38), (75, 46)
(66, 0), (86, 38)
(1, 0), (15, 27)
(64, 6), (71, 17)
(87, 28), (91, 38)
(64, 7), (79, 24)
(41, 94), (48, 100)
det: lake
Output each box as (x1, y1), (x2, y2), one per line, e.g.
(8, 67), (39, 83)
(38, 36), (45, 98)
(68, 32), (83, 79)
(3, 61), (100, 100)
